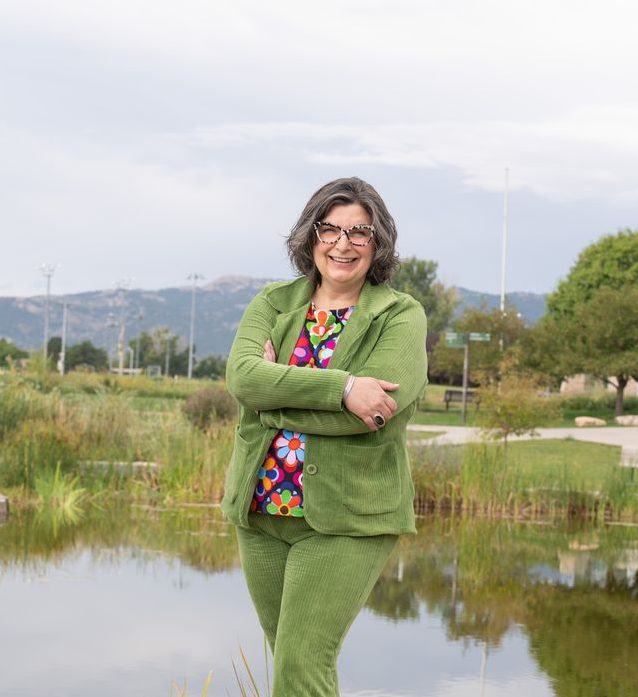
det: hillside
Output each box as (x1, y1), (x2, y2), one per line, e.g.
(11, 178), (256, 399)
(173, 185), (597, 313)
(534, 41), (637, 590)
(0, 277), (547, 357)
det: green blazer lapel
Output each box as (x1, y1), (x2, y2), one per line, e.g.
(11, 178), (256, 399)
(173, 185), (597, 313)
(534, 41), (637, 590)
(329, 282), (397, 371)
(266, 277), (313, 364)
(271, 305), (310, 365)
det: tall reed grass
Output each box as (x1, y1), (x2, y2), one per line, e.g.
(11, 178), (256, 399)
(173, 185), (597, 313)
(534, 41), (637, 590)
(0, 376), (233, 504)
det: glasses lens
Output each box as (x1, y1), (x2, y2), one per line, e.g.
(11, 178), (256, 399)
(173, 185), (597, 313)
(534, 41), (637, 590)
(349, 226), (373, 244)
(316, 224), (341, 243)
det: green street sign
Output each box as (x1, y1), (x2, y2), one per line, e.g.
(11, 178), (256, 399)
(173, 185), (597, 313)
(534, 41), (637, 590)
(445, 331), (467, 348)
(469, 332), (491, 342)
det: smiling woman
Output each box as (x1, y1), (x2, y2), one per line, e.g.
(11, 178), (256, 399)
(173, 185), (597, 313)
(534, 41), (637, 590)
(222, 176), (428, 696)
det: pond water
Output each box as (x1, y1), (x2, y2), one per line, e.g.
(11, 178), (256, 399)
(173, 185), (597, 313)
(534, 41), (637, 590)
(0, 507), (636, 697)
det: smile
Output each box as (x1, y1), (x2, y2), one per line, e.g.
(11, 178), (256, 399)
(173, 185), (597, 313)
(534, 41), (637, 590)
(328, 256), (357, 264)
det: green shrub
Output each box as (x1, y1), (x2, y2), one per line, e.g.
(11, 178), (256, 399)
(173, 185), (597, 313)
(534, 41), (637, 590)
(560, 394), (638, 413)
(182, 387), (237, 430)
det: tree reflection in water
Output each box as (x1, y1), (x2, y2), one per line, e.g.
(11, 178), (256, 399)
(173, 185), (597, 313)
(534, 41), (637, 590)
(1, 509), (637, 696)
(366, 517), (638, 697)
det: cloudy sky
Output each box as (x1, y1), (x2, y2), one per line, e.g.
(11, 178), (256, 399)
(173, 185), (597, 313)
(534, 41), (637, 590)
(2, 0), (637, 297)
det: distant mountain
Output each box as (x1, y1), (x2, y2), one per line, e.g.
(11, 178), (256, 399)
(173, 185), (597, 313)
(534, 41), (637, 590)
(454, 287), (547, 323)
(0, 277), (547, 357)
(0, 276), (275, 358)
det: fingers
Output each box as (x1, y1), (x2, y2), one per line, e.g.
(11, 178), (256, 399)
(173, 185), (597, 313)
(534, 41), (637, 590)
(376, 379), (399, 392)
(263, 339), (277, 362)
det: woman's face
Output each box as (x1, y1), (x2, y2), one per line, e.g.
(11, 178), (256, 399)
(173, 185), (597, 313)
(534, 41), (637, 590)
(312, 202), (375, 292)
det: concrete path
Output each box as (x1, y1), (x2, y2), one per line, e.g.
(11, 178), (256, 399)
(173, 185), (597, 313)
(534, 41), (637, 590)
(408, 423), (638, 448)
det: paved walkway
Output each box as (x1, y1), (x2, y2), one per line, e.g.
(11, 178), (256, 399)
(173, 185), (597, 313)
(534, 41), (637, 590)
(408, 424), (638, 448)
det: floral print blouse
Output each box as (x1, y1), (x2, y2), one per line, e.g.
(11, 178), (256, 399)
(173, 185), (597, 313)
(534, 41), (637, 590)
(250, 303), (354, 517)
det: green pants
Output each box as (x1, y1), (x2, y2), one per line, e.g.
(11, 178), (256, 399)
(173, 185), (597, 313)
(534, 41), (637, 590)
(235, 513), (398, 697)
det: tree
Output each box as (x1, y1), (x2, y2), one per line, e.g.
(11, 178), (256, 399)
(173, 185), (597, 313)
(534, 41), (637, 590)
(391, 257), (458, 333)
(429, 305), (526, 384)
(561, 285), (638, 415)
(547, 228), (638, 317)
(194, 355), (227, 380)
(66, 341), (109, 371)
(475, 362), (561, 449)
(533, 229), (638, 413)
(0, 338), (28, 367)
(129, 328), (190, 376)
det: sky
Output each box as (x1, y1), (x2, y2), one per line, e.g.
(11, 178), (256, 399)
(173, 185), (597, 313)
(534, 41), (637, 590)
(2, 0), (638, 297)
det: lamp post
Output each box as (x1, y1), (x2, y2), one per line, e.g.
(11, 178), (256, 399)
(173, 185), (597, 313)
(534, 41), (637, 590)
(40, 263), (58, 363)
(135, 310), (144, 371)
(187, 273), (204, 379)
(499, 168), (509, 352)
(59, 301), (68, 375)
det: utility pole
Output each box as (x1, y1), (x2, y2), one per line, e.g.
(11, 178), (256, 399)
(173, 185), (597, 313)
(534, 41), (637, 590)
(40, 263), (58, 363)
(106, 313), (117, 372)
(115, 279), (132, 376)
(187, 273), (204, 379)
(135, 310), (144, 371)
(164, 330), (171, 377)
(499, 167), (509, 352)
(59, 301), (68, 375)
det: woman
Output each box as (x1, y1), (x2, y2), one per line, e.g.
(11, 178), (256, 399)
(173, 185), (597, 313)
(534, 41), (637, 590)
(222, 177), (427, 696)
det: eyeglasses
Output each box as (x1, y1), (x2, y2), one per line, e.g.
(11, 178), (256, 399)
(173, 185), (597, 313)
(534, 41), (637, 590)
(313, 221), (375, 247)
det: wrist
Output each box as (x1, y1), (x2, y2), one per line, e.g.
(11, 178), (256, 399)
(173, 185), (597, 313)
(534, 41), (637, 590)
(342, 374), (356, 404)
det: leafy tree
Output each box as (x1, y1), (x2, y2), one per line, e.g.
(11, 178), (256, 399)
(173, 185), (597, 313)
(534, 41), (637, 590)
(547, 228), (638, 317)
(0, 338), (28, 367)
(429, 305), (526, 384)
(560, 285), (638, 415)
(525, 229), (638, 412)
(129, 328), (190, 376)
(66, 341), (109, 371)
(194, 355), (227, 380)
(47, 336), (62, 366)
(475, 361), (561, 448)
(391, 257), (458, 333)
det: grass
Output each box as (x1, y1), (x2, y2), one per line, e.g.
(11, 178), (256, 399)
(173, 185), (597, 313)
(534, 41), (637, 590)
(2, 371), (637, 519)
(412, 383), (638, 428)
(0, 374), (234, 506)
(410, 438), (637, 519)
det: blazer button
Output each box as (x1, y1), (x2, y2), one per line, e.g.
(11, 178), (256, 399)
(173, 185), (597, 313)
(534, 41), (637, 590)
(306, 464), (318, 475)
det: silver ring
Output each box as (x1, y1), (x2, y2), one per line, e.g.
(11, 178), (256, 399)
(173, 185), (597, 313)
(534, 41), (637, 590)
(373, 413), (386, 427)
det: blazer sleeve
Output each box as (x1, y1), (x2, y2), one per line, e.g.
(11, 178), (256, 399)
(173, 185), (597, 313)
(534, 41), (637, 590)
(259, 298), (428, 435)
(225, 291), (350, 412)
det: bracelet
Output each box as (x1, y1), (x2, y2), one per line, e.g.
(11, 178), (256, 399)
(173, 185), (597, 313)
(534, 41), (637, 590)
(342, 374), (356, 403)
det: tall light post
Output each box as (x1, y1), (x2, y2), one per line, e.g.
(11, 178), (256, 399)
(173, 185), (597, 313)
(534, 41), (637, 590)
(187, 273), (204, 379)
(114, 279), (132, 376)
(499, 167), (509, 352)
(59, 300), (68, 375)
(135, 310), (144, 371)
(40, 263), (58, 363)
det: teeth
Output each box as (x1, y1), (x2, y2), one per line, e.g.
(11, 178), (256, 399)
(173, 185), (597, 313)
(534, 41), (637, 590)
(330, 257), (355, 262)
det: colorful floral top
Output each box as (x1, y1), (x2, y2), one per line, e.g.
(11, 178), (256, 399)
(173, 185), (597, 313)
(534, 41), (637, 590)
(251, 303), (354, 517)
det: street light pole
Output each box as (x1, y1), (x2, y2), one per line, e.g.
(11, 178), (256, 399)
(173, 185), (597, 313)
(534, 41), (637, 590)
(187, 273), (204, 379)
(499, 167), (509, 352)
(135, 310), (144, 371)
(40, 263), (58, 363)
(59, 301), (68, 375)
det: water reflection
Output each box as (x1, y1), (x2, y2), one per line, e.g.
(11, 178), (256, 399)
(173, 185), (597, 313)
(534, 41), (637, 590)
(0, 509), (636, 696)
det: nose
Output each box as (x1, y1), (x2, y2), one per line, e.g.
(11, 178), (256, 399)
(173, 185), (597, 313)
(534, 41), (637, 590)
(334, 230), (353, 251)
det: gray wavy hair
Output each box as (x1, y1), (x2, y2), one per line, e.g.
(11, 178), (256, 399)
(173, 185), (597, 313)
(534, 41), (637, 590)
(286, 177), (400, 287)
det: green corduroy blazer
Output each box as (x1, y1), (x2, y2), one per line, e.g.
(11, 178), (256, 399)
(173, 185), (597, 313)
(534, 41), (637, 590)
(221, 276), (428, 536)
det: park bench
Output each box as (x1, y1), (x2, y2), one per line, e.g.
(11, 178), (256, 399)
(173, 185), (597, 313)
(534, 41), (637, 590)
(443, 389), (478, 410)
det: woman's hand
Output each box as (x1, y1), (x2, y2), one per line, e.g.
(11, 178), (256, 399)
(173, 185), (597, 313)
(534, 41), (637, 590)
(343, 377), (399, 431)
(263, 339), (277, 363)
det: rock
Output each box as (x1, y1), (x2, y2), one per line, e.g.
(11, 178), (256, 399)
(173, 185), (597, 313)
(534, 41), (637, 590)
(575, 416), (607, 427)
(615, 415), (638, 426)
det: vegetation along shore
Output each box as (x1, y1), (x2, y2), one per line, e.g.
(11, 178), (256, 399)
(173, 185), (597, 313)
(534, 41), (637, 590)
(1, 370), (636, 522)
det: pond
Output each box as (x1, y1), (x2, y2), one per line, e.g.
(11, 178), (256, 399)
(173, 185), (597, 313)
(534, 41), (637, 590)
(0, 507), (636, 697)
